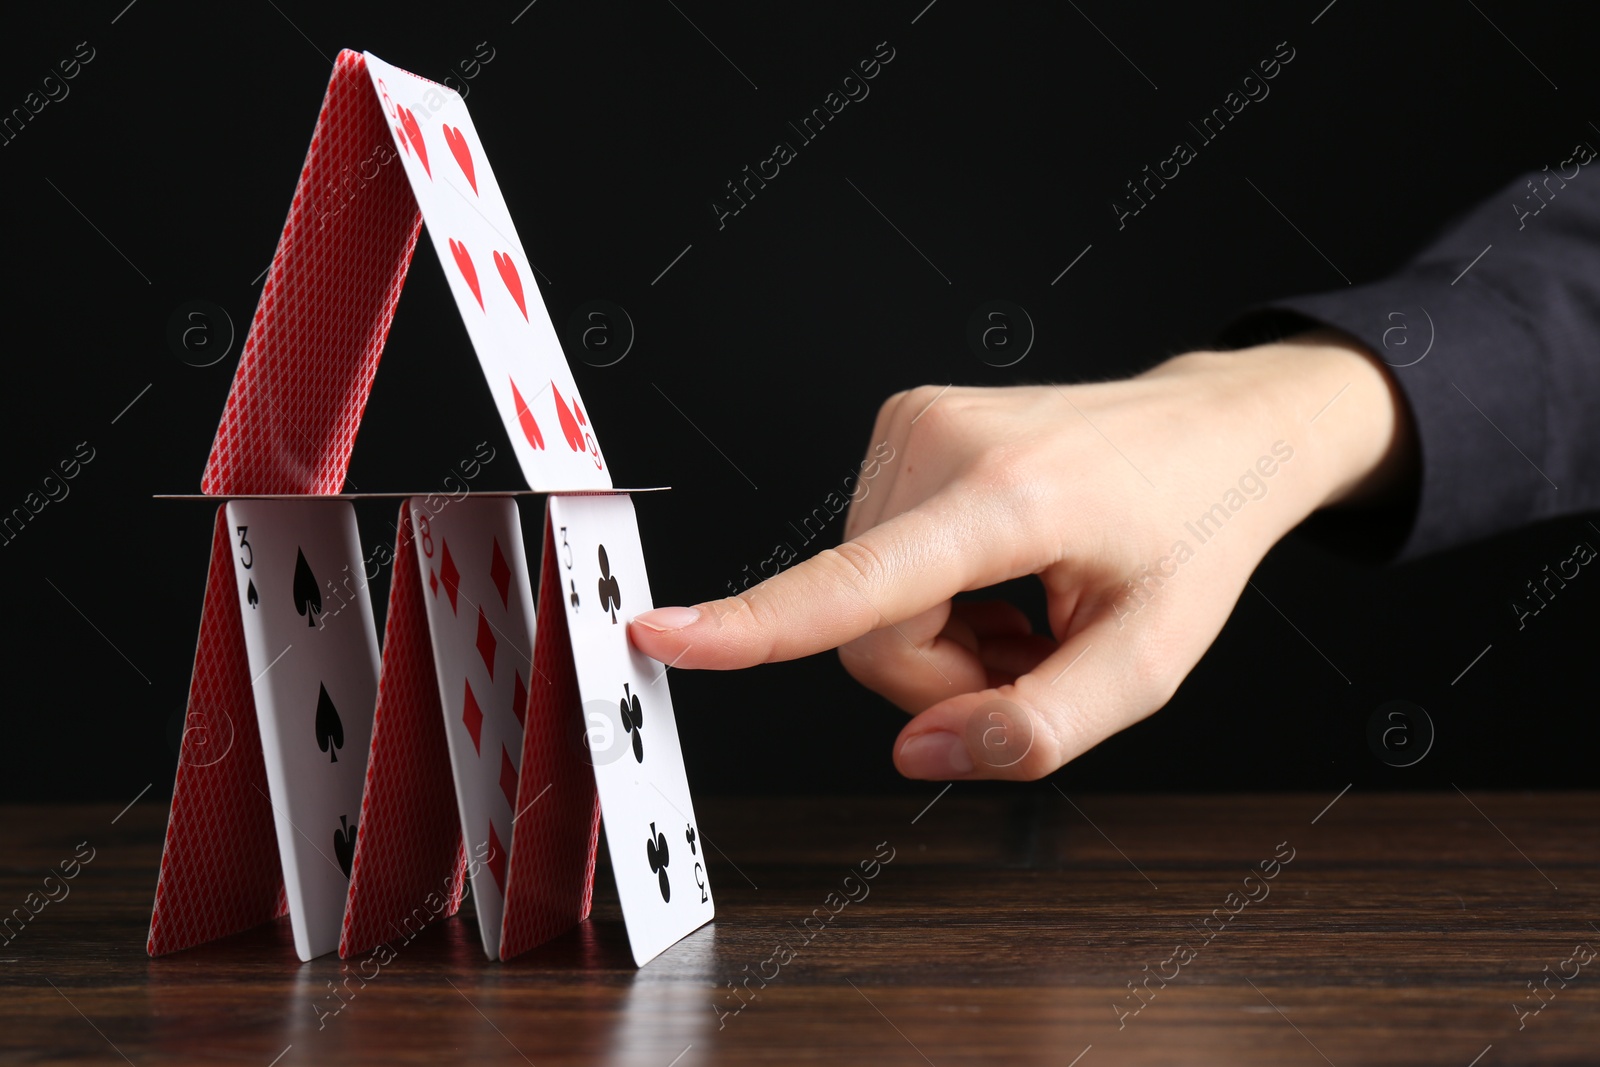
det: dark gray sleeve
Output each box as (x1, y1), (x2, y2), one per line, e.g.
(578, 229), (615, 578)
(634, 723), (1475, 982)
(1216, 153), (1600, 563)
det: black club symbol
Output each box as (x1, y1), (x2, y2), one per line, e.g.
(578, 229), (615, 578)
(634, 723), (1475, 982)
(620, 683), (643, 763)
(597, 545), (621, 623)
(646, 822), (670, 902)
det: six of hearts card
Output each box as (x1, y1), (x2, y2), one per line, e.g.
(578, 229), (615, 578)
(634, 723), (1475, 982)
(148, 49), (711, 969)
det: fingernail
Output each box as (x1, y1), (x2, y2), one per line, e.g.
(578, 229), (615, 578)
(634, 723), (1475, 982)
(898, 731), (974, 779)
(633, 606), (701, 632)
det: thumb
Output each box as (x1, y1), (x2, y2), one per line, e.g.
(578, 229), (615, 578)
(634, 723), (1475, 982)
(891, 614), (1175, 781)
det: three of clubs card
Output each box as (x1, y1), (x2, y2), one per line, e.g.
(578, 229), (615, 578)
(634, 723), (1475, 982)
(225, 500), (379, 962)
(551, 493), (714, 966)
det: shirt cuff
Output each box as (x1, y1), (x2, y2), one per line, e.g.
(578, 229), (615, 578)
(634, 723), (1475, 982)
(1216, 267), (1548, 563)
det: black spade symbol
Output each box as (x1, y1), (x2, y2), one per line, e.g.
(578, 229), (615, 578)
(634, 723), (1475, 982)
(292, 548), (322, 626)
(315, 684), (344, 762)
(333, 815), (356, 877)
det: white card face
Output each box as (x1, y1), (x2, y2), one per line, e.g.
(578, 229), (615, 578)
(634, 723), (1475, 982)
(547, 493), (714, 966)
(408, 497), (537, 959)
(362, 52), (611, 493)
(223, 500), (379, 961)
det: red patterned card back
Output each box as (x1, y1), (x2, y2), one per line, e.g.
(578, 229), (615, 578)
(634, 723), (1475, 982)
(340, 502), (466, 958)
(147, 508), (286, 956)
(498, 501), (601, 960)
(201, 49), (422, 496)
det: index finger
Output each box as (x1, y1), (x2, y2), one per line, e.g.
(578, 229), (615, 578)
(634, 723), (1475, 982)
(628, 496), (1010, 670)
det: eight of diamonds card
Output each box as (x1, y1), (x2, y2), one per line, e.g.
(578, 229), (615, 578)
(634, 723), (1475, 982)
(409, 496), (538, 958)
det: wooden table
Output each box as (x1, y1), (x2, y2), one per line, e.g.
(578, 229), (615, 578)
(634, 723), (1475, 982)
(4, 791), (1597, 1065)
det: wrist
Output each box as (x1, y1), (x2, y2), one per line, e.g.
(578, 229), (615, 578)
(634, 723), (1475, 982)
(1250, 329), (1416, 510)
(1150, 331), (1416, 539)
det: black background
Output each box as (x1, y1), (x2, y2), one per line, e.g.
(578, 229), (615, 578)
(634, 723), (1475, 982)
(2, 1), (1595, 802)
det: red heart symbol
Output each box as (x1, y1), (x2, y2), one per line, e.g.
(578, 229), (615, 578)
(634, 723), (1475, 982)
(448, 238), (483, 309)
(442, 124), (477, 194)
(492, 251), (527, 320)
(552, 384), (585, 452)
(394, 124), (410, 157)
(398, 107), (430, 177)
(509, 378), (544, 450)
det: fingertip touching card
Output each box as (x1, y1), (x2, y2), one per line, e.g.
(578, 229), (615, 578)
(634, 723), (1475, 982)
(148, 49), (710, 967)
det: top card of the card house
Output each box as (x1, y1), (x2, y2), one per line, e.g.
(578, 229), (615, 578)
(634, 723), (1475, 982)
(199, 48), (613, 497)
(362, 52), (612, 493)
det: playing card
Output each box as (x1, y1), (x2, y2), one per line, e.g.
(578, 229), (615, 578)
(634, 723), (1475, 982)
(148, 507), (287, 957)
(225, 500), (380, 961)
(409, 496), (537, 958)
(547, 493), (714, 966)
(203, 50), (422, 496)
(497, 502), (602, 960)
(338, 502), (467, 959)
(362, 52), (611, 493)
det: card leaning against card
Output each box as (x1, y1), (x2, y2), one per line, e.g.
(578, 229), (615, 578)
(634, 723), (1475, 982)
(158, 46), (700, 967)
(547, 493), (715, 966)
(409, 496), (538, 958)
(224, 500), (379, 961)
(362, 52), (611, 493)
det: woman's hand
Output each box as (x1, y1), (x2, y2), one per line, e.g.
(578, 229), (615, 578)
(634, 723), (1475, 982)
(629, 330), (1414, 780)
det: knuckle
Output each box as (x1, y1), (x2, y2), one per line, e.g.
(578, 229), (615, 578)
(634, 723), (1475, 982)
(960, 450), (1050, 564)
(739, 593), (790, 657)
(835, 638), (872, 671)
(877, 389), (920, 435)
(823, 539), (894, 593)
(1126, 627), (1182, 708)
(968, 446), (1037, 509)
(994, 679), (1091, 781)
(901, 385), (955, 438)
(706, 592), (779, 662)
(835, 637), (886, 686)
(1009, 708), (1074, 781)
(972, 439), (1028, 486)
(881, 388), (914, 418)
(840, 631), (948, 714)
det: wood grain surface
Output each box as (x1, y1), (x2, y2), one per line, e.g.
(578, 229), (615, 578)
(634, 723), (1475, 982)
(2, 789), (1597, 1065)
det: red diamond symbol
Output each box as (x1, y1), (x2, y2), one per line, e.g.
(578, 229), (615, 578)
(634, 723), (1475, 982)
(440, 540), (461, 614)
(475, 608), (496, 680)
(428, 568), (439, 597)
(489, 537), (512, 609)
(486, 821), (507, 894)
(462, 679), (484, 753)
(511, 671), (527, 730)
(499, 745), (518, 810)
